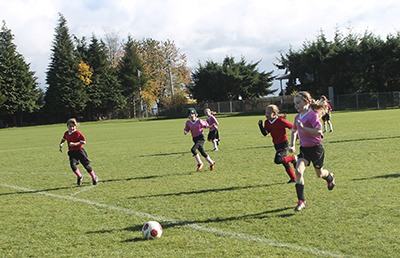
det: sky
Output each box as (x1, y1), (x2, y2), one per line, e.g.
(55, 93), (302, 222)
(1, 0), (400, 93)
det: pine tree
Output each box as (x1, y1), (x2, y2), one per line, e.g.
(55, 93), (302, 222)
(0, 20), (40, 126)
(44, 13), (87, 123)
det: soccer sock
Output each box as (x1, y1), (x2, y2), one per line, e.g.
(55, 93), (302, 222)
(74, 169), (82, 177)
(194, 154), (202, 164)
(205, 155), (214, 165)
(89, 170), (97, 180)
(213, 140), (218, 149)
(285, 166), (296, 180)
(323, 173), (333, 183)
(295, 183), (305, 201)
(283, 155), (295, 163)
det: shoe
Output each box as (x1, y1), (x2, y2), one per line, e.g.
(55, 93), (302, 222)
(77, 176), (83, 186)
(92, 176), (98, 185)
(196, 163), (204, 171)
(210, 162), (215, 171)
(327, 173), (335, 190)
(295, 200), (306, 211)
(287, 179), (295, 184)
(213, 148), (218, 151)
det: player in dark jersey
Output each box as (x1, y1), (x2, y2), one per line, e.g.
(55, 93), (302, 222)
(258, 104), (297, 183)
(59, 118), (98, 186)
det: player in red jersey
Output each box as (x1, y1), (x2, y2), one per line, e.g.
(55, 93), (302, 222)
(258, 104), (297, 183)
(59, 118), (98, 186)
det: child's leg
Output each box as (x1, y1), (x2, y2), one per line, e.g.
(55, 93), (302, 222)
(282, 162), (296, 182)
(212, 139), (218, 150)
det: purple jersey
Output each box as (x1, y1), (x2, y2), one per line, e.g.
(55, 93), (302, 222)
(206, 115), (219, 131)
(184, 119), (208, 137)
(293, 109), (322, 147)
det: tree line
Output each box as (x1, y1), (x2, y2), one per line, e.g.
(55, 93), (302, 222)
(1, 13), (400, 127)
(277, 29), (400, 96)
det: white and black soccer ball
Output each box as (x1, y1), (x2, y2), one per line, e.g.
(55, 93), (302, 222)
(142, 221), (163, 240)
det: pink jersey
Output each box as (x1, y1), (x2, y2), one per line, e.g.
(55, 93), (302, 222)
(184, 119), (208, 137)
(62, 130), (86, 151)
(293, 109), (322, 147)
(206, 115), (219, 131)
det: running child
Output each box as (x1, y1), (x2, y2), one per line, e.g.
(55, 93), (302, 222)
(204, 108), (220, 151)
(184, 108), (215, 171)
(258, 104), (297, 183)
(320, 95), (333, 133)
(289, 91), (335, 211)
(59, 118), (98, 186)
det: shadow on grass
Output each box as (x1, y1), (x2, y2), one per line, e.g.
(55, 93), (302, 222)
(118, 206), (294, 242)
(128, 182), (284, 199)
(0, 185), (77, 196)
(138, 151), (187, 157)
(327, 135), (400, 144)
(352, 173), (400, 181)
(100, 172), (193, 184)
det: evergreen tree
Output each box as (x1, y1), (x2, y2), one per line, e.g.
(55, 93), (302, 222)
(84, 35), (125, 120)
(118, 36), (144, 118)
(44, 13), (87, 123)
(0, 20), (40, 126)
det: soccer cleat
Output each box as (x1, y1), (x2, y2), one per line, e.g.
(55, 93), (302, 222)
(92, 176), (98, 185)
(327, 173), (335, 190)
(196, 163), (204, 171)
(213, 148), (218, 151)
(77, 176), (83, 186)
(287, 179), (295, 184)
(295, 200), (306, 211)
(210, 162), (215, 171)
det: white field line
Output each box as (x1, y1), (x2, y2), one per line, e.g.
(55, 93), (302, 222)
(0, 183), (345, 257)
(69, 185), (96, 196)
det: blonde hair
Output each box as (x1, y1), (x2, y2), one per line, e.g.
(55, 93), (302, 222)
(266, 104), (286, 118)
(204, 108), (216, 116)
(67, 118), (78, 127)
(295, 91), (326, 116)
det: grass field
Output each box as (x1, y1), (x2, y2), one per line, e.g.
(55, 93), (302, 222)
(1, 109), (400, 257)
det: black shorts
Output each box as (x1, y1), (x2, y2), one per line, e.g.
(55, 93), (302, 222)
(322, 113), (331, 121)
(207, 130), (219, 141)
(68, 149), (91, 167)
(298, 145), (324, 169)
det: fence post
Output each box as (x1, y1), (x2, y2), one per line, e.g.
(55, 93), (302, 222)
(230, 101), (232, 113)
(356, 93), (359, 109)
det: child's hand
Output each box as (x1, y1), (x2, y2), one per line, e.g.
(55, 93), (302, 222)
(297, 120), (304, 128)
(59, 144), (63, 153)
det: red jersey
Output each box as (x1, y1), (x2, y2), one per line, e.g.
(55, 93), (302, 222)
(263, 117), (293, 144)
(62, 130), (86, 151)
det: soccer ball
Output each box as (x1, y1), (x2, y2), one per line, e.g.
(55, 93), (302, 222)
(142, 221), (163, 240)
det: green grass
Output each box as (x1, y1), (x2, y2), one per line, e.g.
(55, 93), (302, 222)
(1, 109), (400, 257)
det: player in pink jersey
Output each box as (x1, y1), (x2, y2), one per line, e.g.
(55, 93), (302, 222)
(258, 104), (296, 183)
(59, 118), (98, 186)
(289, 91), (335, 211)
(204, 108), (220, 151)
(184, 108), (215, 171)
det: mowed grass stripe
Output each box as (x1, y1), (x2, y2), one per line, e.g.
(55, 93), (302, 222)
(0, 183), (343, 257)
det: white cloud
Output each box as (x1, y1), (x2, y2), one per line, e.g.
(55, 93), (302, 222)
(1, 0), (399, 92)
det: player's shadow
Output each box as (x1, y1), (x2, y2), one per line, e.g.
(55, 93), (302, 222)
(138, 151), (187, 157)
(99, 172), (193, 184)
(119, 207), (293, 243)
(128, 182), (284, 200)
(0, 185), (77, 196)
(352, 173), (400, 181)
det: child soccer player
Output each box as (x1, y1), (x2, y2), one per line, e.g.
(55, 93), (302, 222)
(204, 108), (220, 151)
(184, 108), (215, 171)
(289, 91), (335, 211)
(59, 118), (98, 186)
(258, 104), (297, 183)
(320, 95), (333, 133)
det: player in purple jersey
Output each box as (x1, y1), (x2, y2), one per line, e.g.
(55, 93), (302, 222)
(289, 91), (335, 211)
(184, 108), (215, 171)
(204, 108), (220, 151)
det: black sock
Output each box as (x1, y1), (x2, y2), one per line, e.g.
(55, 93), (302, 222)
(295, 183), (305, 201)
(324, 173), (333, 183)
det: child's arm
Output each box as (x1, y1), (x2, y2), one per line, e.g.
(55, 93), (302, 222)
(297, 120), (322, 135)
(258, 120), (268, 136)
(59, 139), (65, 152)
(289, 129), (298, 153)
